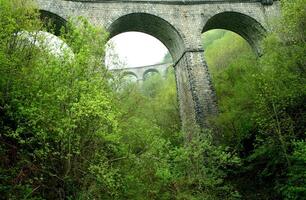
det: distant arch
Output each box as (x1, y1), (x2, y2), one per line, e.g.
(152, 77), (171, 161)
(143, 68), (160, 80)
(202, 11), (266, 55)
(123, 71), (138, 81)
(39, 10), (67, 36)
(107, 13), (185, 62)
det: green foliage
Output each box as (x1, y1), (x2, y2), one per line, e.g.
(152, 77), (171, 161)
(280, 139), (306, 199)
(202, 29), (226, 49)
(168, 132), (241, 200)
(203, 0), (306, 199)
(0, 1), (242, 199)
(1, 0), (305, 199)
(280, 0), (306, 42)
(0, 1), (119, 199)
(111, 68), (241, 199)
(203, 30), (254, 72)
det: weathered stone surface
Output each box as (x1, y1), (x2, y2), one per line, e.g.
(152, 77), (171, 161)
(36, 0), (280, 135)
(69, 0), (277, 5)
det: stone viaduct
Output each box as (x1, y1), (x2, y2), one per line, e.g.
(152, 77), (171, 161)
(36, 0), (280, 136)
(111, 62), (173, 82)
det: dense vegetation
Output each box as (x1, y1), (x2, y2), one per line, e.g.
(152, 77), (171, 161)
(202, 1), (306, 197)
(0, 0), (305, 199)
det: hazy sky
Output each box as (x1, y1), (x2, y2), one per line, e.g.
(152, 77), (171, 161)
(105, 32), (169, 69)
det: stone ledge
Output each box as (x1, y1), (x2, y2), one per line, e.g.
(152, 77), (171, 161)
(66, 0), (275, 6)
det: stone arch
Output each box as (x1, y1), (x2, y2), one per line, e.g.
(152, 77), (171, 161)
(123, 71), (138, 81)
(16, 10), (70, 57)
(143, 68), (160, 80)
(202, 11), (266, 55)
(39, 10), (67, 36)
(107, 13), (185, 62)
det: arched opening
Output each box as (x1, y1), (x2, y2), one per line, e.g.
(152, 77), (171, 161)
(143, 68), (160, 81)
(17, 10), (71, 58)
(201, 12), (265, 111)
(38, 10), (70, 56)
(39, 10), (67, 36)
(105, 12), (181, 133)
(123, 71), (138, 83)
(201, 22), (260, 140)
(105, 13), (181, 85)
(107, 13), (185, 62)
(105, 32), (170, 69)
(202, 12), (266, 56)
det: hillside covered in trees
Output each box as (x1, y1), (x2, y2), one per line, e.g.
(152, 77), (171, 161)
(0, 0), (305, 199)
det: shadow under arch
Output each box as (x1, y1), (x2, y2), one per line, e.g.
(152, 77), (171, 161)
(202, 11), (266, 56)
(143, 68), (160, 80)
(107, 13), (185, 62)
(39, 10), (67, 36)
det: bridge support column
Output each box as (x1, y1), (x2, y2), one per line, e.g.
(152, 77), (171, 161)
(174, 49), (218, 140)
